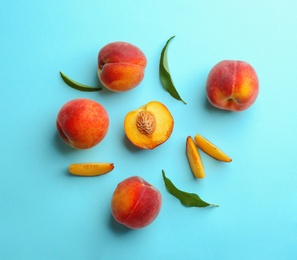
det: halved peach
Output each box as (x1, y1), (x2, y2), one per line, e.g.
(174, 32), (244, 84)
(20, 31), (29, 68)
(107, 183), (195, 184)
(124, 101), (174, 149)
(194, 134), (232, 162)
(186, 136), (205, 178)
(69, 162), (114, 176)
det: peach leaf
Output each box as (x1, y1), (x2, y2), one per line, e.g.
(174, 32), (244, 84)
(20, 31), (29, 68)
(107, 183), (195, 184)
(60, 71), (102, 92)
(159, 36), (186, 104)
(162, 170), (219, 207)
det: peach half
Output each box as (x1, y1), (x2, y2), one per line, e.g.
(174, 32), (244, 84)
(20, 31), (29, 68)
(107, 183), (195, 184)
(124, 101), (174, 149)
(111, 176), (162, 229)
(98, 41), (147, 92)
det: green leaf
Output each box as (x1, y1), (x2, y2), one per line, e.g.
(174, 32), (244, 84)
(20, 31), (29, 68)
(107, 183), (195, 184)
(159, 36), (186, 104)
(60, 71), (102, 92)
(162, 170), (219, 207)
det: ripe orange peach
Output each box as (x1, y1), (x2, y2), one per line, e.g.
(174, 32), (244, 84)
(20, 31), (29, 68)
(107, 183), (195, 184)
(206, 60), (259, 111)
(56, 98), (109, 149)
(98, 42), (147, 92)
(111, 176), (162, 229)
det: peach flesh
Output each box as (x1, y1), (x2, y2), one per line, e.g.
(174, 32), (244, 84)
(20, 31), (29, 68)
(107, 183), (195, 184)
(124, 101), (174, 150)
(98, 42), (147, 92)
(56, 98), (109, 149)
(111, 176), (162, 229)
(206, 60), (259, 111)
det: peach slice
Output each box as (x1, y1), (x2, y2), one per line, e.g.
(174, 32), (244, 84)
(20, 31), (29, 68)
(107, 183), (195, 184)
(194, 134), (232, 162)
(124, 101), (174, 149)
(68, 162), (114, 176)
(186, 136), (205, 178)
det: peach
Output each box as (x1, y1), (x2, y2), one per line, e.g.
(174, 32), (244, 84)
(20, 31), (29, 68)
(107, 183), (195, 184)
(98, 42), (147, 92)
(206, 60), (259, 111)
(111, 176), (162, 229)
(56, 98), (109, 149)
(124, 101), (174, 149)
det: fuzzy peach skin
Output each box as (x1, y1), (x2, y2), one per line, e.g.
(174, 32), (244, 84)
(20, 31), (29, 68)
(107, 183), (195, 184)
(98, 42), (147, 92)
(206, 60), (259, 111)
(111, 176), (162, 229)
(56, 98), (109, 149)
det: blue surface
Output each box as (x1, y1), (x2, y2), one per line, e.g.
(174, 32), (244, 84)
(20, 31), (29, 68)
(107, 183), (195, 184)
(1, 1), (297, 259)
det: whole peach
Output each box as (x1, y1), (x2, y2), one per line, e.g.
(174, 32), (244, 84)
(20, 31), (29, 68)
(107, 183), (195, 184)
(206, 60), (259, 111)
(56, 98), (109, 149)
(98, 42), (147, 92)
(111, 176), (162, 229)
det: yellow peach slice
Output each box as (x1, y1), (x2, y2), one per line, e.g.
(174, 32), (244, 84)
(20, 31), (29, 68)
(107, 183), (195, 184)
(69, 162), (114, 176)
(194, 134), (232, 162)
(186, 136), (205, 178)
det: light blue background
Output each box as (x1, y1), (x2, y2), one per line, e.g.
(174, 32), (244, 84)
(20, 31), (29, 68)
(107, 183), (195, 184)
(1, 1), (297, 259)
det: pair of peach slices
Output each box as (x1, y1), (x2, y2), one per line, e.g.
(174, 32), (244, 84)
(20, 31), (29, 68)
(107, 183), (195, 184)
(186, 134), (232, 178)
